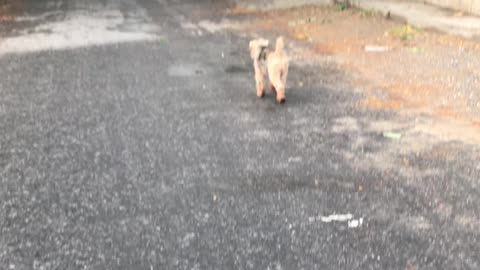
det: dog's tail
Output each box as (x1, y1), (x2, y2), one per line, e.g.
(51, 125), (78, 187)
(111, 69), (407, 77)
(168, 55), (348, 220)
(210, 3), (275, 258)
(275, 36), (285, 53)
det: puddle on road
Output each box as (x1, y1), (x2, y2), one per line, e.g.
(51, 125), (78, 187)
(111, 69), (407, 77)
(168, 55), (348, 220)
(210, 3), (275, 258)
(225, 64), (249, 73)
(168, 63), (206, 77)
(0, 2), (161, 55)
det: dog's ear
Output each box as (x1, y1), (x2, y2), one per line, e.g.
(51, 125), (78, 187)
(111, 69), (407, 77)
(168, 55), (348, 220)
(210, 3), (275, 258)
(250, 39), (269, 48)
(249, 40), (258, 60)
(249, 39), (264, 59)
(250, 38), (270, 60)
(258, 39), (269, 48)
(275, 36), (285, 52)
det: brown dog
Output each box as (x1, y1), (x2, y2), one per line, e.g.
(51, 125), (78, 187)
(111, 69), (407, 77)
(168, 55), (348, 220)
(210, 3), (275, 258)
(249, 36), (289, 103)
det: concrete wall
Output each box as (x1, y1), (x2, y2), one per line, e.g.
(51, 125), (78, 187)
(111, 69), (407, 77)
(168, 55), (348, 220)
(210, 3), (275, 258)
(241, 0), (333, 10)
(425, 0), (480, 15)
(240, 0), (480, 15)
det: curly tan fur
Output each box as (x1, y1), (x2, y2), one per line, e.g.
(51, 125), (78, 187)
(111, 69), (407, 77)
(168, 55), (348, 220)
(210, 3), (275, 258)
(249, 36), (289, 103)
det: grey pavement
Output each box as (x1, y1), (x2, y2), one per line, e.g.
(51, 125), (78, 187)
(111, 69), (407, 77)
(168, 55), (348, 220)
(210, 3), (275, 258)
(1, 0), (480, 270)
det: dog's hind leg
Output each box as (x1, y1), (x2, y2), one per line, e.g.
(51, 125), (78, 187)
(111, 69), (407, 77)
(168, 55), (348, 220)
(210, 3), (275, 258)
(256, 76), (265, 97)
(275, 68), (288, 103)
(254, 61), (265, 97)
(270, 83), (276, 94)
(280, 67), (288, 87)
(268, 64), (286, 103)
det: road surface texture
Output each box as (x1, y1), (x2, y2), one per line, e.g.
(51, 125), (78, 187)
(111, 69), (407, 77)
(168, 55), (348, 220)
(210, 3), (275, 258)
(1, 0), (480, 269)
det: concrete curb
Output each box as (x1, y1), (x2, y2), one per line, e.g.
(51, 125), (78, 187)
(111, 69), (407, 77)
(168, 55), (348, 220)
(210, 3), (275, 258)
(351, 0), (480, 39)
(233, 0), (480, 39)
(237, 0), (332, 11)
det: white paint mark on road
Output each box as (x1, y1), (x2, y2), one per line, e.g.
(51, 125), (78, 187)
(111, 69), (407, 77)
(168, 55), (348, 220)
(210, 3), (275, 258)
(319, 213), (353, 223)
(287, 156), (302, 163)
(309, 213), (364, 229)
(181, 232), (195, 248)
(348, 218), (364, 228)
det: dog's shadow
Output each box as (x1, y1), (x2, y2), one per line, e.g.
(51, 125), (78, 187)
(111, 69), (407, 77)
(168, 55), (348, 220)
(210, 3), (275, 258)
(283, 87), (314, 106)
(258, 87), (313, 110)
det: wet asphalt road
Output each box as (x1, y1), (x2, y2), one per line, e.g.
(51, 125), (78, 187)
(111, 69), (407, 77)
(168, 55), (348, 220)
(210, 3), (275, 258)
(1, 0), (480, 269)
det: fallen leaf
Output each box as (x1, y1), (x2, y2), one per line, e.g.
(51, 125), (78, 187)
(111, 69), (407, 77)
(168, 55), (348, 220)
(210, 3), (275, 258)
(383, 132), (402, 139)
(294, 33), (308, 41)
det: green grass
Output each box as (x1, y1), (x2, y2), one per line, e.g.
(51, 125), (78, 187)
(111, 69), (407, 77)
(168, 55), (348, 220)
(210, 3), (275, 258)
(389, 25), (420, 41)
(336, 3), (348, 11)
(360, 9), (380, 18)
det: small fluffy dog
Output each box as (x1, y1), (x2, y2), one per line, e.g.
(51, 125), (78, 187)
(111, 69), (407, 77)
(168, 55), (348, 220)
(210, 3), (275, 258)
(249, 36), (289, 103)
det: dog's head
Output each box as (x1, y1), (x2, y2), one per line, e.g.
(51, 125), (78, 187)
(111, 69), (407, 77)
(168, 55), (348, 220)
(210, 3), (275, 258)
(249, 38), (269, 61)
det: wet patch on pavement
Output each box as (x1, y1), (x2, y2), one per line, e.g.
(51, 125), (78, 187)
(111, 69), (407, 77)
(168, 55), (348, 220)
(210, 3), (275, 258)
(0, 0), (161, 56)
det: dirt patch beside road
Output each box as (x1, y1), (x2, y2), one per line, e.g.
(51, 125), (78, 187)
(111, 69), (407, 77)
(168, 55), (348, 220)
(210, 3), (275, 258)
(0, 1), (17, 22)
(225, 5), (480, 143)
